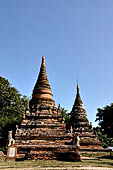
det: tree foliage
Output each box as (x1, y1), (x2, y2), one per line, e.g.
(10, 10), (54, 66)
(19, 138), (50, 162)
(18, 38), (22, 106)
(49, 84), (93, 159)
(0, 76), (28, 150)
(61, 108), (70, 130)
(95, 103), (113, 137)
(94, 127), (113, 148)
(95, 103), (113, 147)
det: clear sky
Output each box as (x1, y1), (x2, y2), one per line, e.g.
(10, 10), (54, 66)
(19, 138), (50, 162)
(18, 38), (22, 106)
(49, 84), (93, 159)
(0, 0), (113, 126)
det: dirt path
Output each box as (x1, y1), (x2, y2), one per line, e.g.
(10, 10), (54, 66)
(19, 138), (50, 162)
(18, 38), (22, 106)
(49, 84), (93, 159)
(0, 167), (113, 170)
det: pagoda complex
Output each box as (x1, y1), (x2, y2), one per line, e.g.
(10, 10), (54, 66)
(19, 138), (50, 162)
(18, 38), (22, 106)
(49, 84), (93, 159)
(70, 83), (102, 150)
(15, 56), (80, 161)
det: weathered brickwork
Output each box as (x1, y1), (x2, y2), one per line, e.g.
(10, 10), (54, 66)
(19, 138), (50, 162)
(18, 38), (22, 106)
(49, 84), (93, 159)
(15, 56), (81, 161)
(70, 83), (102, 150)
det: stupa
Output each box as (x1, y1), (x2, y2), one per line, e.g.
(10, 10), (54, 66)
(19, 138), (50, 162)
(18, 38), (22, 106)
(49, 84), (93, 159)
(70, 82), (102, 150)
(15, 56), (80, 161)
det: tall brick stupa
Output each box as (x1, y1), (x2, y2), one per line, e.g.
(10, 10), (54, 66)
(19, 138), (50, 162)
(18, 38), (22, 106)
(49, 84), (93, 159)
(15, 56), (81, 161)
(70, 82), (102, 150)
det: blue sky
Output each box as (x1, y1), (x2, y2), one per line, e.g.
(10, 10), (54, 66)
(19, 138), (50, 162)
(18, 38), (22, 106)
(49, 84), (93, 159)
(0, 0), (113, 126)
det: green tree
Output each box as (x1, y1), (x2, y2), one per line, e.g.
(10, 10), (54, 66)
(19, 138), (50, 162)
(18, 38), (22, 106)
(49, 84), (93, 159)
(95, 103), (113, 147)
(96, 103), (113, 137)
(0, 76), (28, 151)
(61, 108), (71, 130)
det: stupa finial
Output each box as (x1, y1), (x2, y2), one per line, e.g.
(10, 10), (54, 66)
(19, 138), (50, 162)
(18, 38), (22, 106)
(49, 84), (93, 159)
(72, 80), (83, 107)
(42, 56), (45, 66)
(77, 80), (79, 93)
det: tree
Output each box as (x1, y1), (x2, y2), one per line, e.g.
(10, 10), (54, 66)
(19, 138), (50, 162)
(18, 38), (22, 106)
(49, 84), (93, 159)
(0, 76), (28, 151)
(95, 103), (113, 137)
(95, 103), (113, 147)
(61, 108), (71, 130)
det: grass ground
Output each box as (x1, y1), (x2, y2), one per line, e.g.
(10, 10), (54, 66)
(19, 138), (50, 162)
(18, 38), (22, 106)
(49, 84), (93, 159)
(0, 152), (113, 169)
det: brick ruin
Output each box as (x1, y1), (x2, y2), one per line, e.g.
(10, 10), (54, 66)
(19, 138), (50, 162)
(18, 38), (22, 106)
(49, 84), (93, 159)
(15, 56), (81, 161)
(69, 83), (103, 151)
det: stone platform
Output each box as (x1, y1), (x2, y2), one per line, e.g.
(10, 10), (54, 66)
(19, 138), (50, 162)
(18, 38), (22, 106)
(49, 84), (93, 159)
(16, 145), (80, 161)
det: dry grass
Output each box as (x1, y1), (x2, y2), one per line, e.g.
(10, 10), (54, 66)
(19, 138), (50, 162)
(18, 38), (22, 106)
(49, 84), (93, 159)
(0, 152), (113, 169)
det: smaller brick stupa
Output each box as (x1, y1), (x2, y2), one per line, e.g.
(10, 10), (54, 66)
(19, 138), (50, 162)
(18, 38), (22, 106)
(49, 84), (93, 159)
(15, 56), (81, 161)
(70, 82), (102, 150)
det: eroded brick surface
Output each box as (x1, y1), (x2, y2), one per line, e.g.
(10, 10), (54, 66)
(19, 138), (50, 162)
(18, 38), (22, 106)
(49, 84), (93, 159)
(15, 56), (81, 161)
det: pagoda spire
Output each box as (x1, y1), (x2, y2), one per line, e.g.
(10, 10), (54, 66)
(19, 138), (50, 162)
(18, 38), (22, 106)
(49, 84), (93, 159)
(73, 81), (83, 107)
(33, 56), (52, 93)
(69, 82), (102, 149)
(31, 56), (55, 106)
(70, 82), (89, 129)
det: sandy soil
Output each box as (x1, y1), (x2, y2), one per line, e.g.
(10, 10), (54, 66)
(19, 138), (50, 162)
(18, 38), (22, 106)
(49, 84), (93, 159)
(0, 167), (113, 170)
